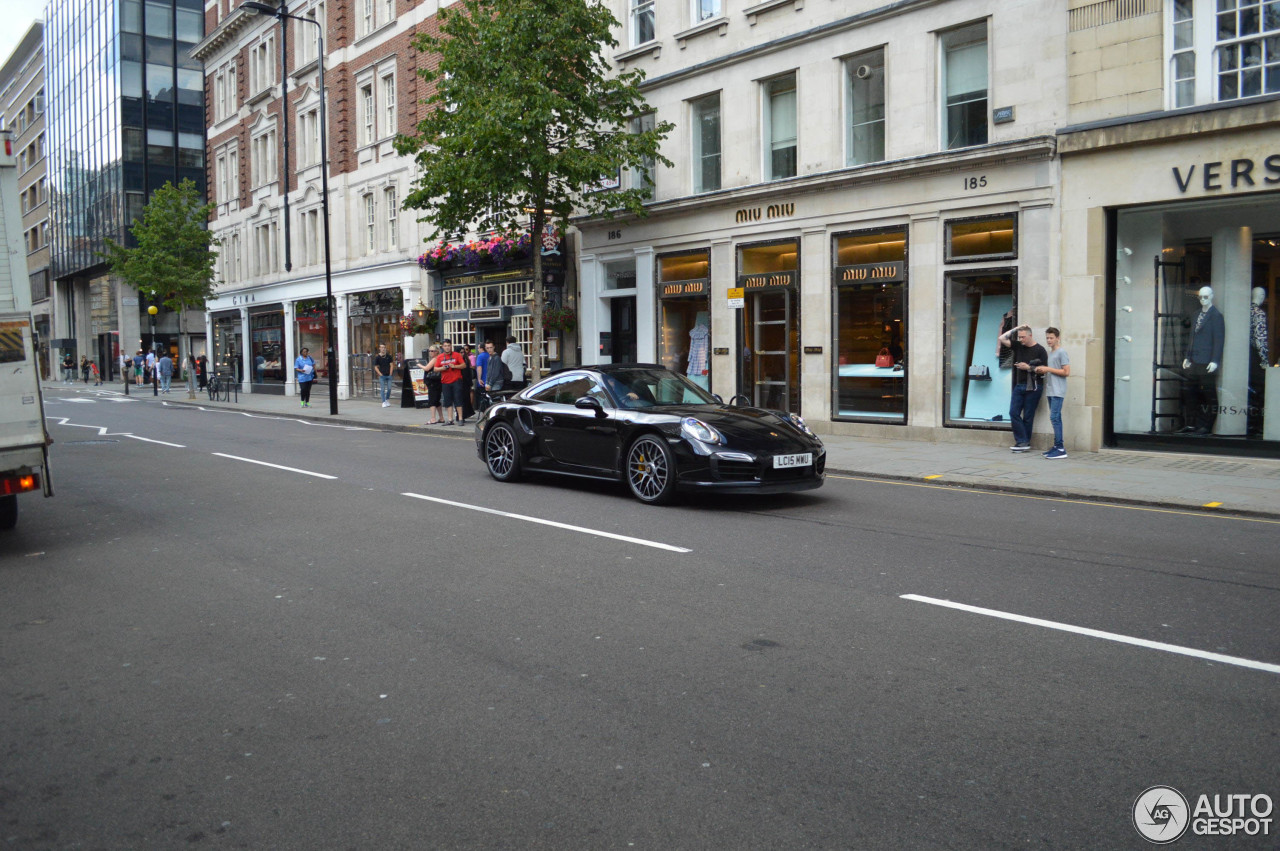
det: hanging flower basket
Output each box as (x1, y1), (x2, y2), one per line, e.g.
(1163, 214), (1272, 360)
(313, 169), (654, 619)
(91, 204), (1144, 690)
(399, 308), (438, 336)
(542, 306), (577, 334)
(417, 232), (535, 272)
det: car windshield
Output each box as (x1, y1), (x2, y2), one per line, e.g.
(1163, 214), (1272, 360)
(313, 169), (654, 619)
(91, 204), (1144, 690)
(601, 368), (719, 410)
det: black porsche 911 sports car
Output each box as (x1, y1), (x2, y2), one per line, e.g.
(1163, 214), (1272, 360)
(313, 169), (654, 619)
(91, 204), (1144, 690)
(474, 364), (825, 504)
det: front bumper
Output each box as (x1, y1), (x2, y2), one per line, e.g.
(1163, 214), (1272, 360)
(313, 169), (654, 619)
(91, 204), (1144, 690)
(675, 447), (826, 494)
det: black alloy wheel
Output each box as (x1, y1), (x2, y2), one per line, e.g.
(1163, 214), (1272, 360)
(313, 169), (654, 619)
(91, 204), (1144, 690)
(626, 434), (677, 505)
(484, 422), (522, 482)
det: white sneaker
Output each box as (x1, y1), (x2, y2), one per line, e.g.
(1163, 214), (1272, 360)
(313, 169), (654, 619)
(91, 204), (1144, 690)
(382, 400), (389, 407)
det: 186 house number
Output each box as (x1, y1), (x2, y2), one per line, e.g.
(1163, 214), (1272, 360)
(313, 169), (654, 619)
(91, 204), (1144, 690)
(963, 175), (988, 190)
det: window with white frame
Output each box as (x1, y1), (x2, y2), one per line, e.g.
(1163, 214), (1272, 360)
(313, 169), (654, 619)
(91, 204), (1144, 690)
(1168, 0), (1280, 108)
(846, 48), (886, 166)
(763, 73), (797, 181)
(358, 82), (375, 146)
(298, 107), (321, 167)
(630, 0), (654, 47)
(298, 2), (325, 66)
(941, 22), (988, 150)
(251, 128), (277, 187)
(383, 0), (394, 28)
(254, 219), (279, 276)
(364, 193), (377, 254)
(215, 63), (237, 120)
(692, 0), (719, 23)
(360, 0), (374, 36)
(384, 185), (398, 250)
(223, 231), (241, 282)
(690, 93), (720, 193)
(249, 36), (275, 95)
(381, 72), (396, 138)
(627, 112), (656, 196)
(299, 208), (321, 265)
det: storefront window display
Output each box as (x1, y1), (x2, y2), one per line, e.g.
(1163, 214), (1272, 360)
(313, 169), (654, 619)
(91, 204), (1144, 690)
(212, 314), (242, 381)
(738, 240), (799, 412)
(833, 228), (907, 421)
(946, 214), (1016, 262)
(250, 310), (285, 385)
(657, 250), (711, 389)
(295, 298), (331, 380)
(1112, 200), (1280, 449)
(946, 271), (1016, 425)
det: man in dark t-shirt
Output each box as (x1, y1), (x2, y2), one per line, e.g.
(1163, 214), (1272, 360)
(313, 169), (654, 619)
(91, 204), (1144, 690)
(997, 324), (1048, 452)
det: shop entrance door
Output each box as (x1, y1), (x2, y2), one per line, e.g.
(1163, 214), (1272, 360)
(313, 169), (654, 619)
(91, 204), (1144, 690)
(610, 297), (637, 363)
(744, 290), (798, 411)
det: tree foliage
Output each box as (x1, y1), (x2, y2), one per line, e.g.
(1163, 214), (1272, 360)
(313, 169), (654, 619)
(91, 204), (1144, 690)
(102, 179), (218, 314)
(395, 0), (673, 377)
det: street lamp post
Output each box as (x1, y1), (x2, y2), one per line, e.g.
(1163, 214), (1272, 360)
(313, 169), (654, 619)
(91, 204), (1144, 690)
(148, 305), (158, 397)
(242, 1), (338, 415)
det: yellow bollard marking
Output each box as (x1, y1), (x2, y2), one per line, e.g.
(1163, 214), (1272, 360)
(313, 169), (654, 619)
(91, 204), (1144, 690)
(1202, 501), (1223, 508)
(923, 475), (943, 480)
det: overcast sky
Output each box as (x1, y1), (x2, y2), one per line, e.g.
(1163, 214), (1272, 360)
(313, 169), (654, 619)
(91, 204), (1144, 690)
(1, 0), (45, 73)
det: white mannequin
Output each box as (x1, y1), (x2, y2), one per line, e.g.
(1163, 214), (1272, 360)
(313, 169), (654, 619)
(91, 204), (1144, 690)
(1183, 286), (1219, 373)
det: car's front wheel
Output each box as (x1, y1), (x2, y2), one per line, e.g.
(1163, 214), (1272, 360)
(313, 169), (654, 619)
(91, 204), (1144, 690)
(626, 435), (677, 505)
(484, 422), (522, 482)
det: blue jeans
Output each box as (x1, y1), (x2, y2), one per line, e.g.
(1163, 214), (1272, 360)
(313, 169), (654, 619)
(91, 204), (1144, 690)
(160, 374), (171, 392)
(379, 374), (392, 403)
(1010, 384), (1043, 446)
(1047, 396), (1064, 449)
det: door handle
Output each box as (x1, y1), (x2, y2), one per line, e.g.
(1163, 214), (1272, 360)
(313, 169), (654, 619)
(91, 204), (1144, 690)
(541, 416), (555, 426)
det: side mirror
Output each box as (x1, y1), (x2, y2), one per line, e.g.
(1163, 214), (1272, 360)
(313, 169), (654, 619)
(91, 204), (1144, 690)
(574, 396), (607, 417)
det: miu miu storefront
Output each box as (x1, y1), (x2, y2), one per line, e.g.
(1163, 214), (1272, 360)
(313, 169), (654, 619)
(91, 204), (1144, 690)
(577, 138), (1059, 445)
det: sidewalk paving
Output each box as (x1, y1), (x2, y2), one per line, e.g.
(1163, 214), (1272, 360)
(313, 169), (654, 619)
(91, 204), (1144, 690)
(82, 380), (1280, 520)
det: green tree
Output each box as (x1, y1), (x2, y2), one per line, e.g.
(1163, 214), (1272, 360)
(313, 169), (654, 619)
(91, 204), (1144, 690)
(396, 0), (672, 379)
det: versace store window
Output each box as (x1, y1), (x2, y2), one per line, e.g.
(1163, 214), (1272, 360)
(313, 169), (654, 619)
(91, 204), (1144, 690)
(657, 250), (711, 390)
(212, 314), (242, 380)
(832, 227), (907, 422)
(942, 214), (1018, 427)
(738, 240), (800, 412)
(1111, 198), (1280, 454)
(349, 288), (404, 357)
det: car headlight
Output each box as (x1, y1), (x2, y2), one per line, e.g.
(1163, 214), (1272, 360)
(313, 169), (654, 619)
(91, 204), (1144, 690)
(787, 413), (815, 437)
(681, 416), (724, 445)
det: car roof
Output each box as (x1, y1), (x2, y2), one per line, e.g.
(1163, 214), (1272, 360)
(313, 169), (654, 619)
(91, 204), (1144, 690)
(544, 363), (666, 378)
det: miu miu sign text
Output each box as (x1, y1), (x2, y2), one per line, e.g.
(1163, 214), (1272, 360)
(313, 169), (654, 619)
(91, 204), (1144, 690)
(735, 203), (795, 223)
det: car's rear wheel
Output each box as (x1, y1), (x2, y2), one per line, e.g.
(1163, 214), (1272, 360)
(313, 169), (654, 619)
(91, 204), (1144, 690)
(484, 422), (522, 482)
(626, 435), (677, 505)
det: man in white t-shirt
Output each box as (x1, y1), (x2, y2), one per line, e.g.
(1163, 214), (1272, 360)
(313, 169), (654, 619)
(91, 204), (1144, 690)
(1034, 327), (1071, 459)
(501, 336), (526, 390)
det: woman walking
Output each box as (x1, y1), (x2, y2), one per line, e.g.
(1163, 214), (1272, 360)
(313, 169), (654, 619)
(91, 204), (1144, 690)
(422, 345), (444, 424)
(295, 347), (316, 408)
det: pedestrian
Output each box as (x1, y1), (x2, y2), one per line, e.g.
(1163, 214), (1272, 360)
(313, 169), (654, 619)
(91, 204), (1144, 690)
(1035, 327), (1071, 459)
(295, 346), (316, 408)
(158, 351), (174, 393)
(89, 360), (101, 385)
(501, 335), (526, 390)
(196, 354), (208, 390)
(119, 351), (130, 383)
(145, 349), (157, 385)
(255, 354), (266, 384)
(433, 339), (467, 425)
(61, 352), (75, 383)
(474, 340), (492, 411)
(80, 355), (91, 383)
(460, 343), (476, 423)
(133, 350), (145, 385)
(422, 344), (444, 424)
(482, 340), (508, 399)
(373, 344), (394, 408)
(996, 323), (1047, 452)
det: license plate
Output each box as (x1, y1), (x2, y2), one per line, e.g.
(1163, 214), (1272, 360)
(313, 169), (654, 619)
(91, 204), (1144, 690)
(773, 453), (812, 469)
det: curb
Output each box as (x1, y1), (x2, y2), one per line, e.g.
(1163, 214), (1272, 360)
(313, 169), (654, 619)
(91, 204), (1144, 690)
(157, 395), (1280, 522)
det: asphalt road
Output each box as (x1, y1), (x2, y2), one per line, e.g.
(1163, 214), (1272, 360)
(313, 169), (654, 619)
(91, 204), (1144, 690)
(2, 388), (1277, 849)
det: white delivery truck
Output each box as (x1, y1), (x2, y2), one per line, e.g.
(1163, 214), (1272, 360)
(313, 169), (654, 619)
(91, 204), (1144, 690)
(0, 128), (52, 529)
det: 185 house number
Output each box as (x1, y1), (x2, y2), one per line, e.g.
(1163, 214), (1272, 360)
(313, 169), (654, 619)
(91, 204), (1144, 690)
(963, 175), (988, 190)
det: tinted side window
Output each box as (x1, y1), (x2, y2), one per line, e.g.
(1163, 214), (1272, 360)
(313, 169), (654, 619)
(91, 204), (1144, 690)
(527, 375), (572, 403)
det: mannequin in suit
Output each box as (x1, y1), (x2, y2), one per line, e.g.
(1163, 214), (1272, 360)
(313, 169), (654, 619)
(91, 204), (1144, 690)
(1180, 286), (1225, 435)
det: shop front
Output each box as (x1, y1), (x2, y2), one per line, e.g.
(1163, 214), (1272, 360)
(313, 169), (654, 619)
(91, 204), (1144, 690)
(294, 299), (332, 382)
(249, 306), (286, 391)
(211, 311), (242, 381)
(348, 287), (406, 396)
(657, 250), (712, 389)
(577, 138), (1057, 444)
(1060, 115), (1280, 456)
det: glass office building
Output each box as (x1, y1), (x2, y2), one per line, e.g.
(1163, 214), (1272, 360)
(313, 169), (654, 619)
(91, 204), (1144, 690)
(45, 0), (205, 371)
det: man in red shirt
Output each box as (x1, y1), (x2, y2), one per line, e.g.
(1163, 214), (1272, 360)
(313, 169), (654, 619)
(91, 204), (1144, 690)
(434, 339), (467, 425)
